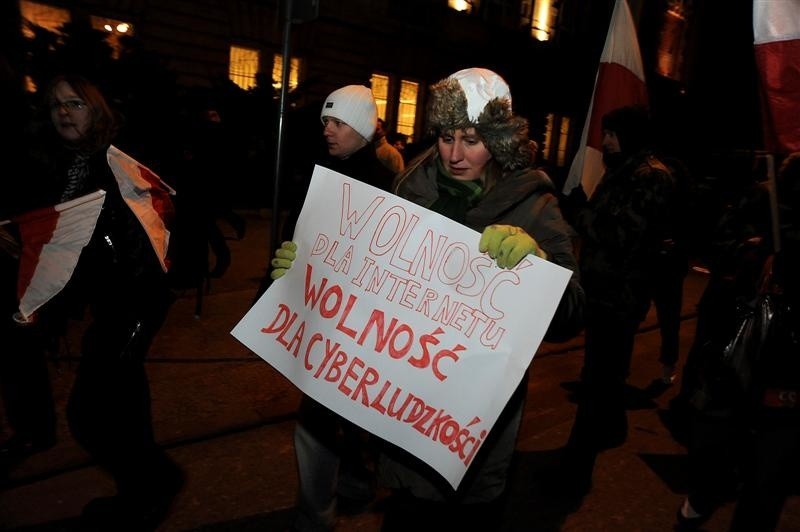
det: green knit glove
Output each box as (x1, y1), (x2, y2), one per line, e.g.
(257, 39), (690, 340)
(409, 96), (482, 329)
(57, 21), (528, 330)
(479, 225), (547, 269)
(270, 241), (298, 279)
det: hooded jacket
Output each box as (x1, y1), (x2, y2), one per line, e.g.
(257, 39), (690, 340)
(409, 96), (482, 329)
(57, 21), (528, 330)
(577, 150), (676, 321)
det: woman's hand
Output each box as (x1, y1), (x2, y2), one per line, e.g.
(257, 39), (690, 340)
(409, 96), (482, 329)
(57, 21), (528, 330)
(270, 241), (298, 279)
(479, 225), (547, 269)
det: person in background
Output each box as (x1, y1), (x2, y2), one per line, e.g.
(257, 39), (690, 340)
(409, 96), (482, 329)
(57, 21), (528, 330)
(172, 103), (236, 285)
(388, 131), (409, 163)
(377, 67), (585, 529)
(0, 54), (57, 465)
(268, 84), (394, 532)
(675, 151), (800, 531)
(6, 74), (183, 530)
(651, 153), (692, 387)
(560, 105), (678, 496)
(374, 117), (405, 175)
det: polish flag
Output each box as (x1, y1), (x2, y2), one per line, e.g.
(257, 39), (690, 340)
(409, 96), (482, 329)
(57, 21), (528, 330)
(563, 0), (648, 198)
(753, 0), (800, 153)
(106, 145), (176, 272)
(8, 190), (106, 321)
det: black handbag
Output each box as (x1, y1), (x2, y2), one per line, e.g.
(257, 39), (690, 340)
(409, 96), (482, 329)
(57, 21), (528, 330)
(691, 255), (798, 415)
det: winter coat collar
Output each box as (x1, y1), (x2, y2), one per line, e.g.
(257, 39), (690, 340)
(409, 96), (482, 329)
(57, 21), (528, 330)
(395, 148), (554, 230)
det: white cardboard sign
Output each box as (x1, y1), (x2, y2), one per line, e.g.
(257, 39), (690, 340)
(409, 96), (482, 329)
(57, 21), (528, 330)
(232, 165), (571, 488)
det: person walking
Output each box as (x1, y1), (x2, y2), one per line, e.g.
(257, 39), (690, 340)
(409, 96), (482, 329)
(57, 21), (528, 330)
(675, 152), (800, 531)
(559, 104), (678, 496)
(268, 84), (394, 532)
(0, 53), (57, 465)
(7, 74), (183, 530)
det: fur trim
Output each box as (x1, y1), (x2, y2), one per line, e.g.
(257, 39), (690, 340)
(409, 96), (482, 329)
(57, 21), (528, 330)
(426, 77), (531, 170)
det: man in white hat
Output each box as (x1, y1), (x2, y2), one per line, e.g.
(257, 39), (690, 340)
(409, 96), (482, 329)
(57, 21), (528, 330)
(270, 84), (393, 532)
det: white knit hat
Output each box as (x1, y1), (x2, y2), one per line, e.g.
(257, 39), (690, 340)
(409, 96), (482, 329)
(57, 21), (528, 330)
(320, 85), (378, 141)
(449, 67), (512, 121)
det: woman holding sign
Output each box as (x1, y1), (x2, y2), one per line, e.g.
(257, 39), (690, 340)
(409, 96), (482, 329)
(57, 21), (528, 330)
(378, 67), (585, 529)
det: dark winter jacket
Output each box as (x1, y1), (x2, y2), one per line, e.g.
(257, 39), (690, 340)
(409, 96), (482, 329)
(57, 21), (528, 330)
(282, 140), (394, 240)
(396, 148), (585, 342)
(576, 151), (676, 322)
(381, 148), (585, 503)
(8, 142), (171, 344)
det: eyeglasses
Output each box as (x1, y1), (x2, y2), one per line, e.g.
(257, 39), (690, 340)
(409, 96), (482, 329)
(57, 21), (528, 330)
(50, 99), (87, 112)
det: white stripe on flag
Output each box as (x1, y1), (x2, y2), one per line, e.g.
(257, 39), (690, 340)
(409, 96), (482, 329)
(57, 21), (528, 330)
(753, 0), (800, 153)
(106, 145), (175, 272)
(16, 190), (106, 319)
(563, 0), (647, 198)
(753, 0), (800, 44)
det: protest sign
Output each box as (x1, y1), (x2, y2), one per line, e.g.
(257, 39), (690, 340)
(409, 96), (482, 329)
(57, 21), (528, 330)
(232, 165), (571, 488)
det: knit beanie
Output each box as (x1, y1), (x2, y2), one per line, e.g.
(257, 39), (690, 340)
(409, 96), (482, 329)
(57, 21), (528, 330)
(320, 85), (378, 142)
(426, 67), (531, 170)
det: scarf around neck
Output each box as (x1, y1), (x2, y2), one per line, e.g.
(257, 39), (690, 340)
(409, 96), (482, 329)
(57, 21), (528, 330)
(429, 158), (483, 223)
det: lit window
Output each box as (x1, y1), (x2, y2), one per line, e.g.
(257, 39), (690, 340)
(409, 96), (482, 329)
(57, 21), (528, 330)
(229, 45), (259, 90)
(522, 0), (558, 41)
(19, 0), (70, 39)
(370, 73), (419, 143)
(656, 3), (688, 81)
(543, 113), (554, 160)
(272, 53), (301, 92)
(448, 0), (475, 14)
(557, 116), (570, 167)
(90, 16), (134, 59)
(370, 73), (389, 120)
(396, 80), (418, 142)
(543, 113), (570, 167)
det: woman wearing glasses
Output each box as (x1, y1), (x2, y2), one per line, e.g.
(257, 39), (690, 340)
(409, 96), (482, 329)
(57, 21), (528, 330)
(3, 75), (183, 530)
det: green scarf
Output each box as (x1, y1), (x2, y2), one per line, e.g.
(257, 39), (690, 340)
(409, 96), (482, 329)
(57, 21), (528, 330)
(429, 159), (483, 223)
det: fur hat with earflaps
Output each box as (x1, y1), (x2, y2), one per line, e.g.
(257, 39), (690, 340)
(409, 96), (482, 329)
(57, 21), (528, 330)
(426, 68), (531, 170)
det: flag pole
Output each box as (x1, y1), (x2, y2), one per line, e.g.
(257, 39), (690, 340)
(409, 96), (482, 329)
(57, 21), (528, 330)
(764, 153), (782, 254)
(271, 0), (294, 257)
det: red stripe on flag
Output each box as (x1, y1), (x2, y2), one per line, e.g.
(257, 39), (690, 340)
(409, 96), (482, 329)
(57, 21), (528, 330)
(15, 207), (58, 301)
(139, 165), (176, 227)
(138, 165), (175, 270)
(586, 62), (649, 151)
(755, 39), (800, 153)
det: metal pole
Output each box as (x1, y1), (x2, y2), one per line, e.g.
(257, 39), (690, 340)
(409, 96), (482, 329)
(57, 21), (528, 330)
(765, 153), (782, 253)
(271, 0), (293, 254)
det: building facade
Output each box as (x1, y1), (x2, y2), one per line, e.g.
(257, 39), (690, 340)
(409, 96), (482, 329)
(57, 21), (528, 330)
(7, 0), (762, 186)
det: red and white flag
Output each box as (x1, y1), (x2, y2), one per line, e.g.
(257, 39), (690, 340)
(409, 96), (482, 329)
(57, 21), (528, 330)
(106, 145), (176, 272)
(563, 0), (648, 198)
(9, 190), (106, 320)
(753, 0), (800, 153)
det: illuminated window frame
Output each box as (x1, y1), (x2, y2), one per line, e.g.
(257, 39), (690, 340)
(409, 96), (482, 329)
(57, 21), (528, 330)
(19, 0), (70, 39)
(370, 73), (418, 143)
(543, 112), (571, 167)
(90, 15), (134, 59)
(370, 73), (389, 120)
(556, 116), (570, 167)
(521, 0), (558, 42)
(272, 53), (301, 92)
(396, 80), (418, 141)
(448, 0), (476, 14)
(229, 45), (259, 90)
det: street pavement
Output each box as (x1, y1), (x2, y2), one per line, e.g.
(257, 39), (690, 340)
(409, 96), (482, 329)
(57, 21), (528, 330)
(1, 209), (798, 531)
